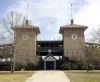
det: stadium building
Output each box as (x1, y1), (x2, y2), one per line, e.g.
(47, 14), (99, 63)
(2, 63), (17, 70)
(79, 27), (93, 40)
(11, 19), (88, 70)
(0, 19), (100, 70)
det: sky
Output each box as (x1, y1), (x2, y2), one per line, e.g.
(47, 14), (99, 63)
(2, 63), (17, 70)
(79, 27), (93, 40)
(0, 0), (100, 41)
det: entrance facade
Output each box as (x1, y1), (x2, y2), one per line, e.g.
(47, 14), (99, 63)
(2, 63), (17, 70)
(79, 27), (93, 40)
(12, 19), (88, 67)
(43, 54), (56, 70)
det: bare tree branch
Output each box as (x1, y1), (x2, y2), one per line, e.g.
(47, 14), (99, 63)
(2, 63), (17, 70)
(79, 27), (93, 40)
(0, 11), (27, 44)
(90, 26), (100, 43)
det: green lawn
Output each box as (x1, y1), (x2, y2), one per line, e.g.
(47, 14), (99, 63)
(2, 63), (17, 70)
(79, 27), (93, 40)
(0, 71), (34, 82)
(0, 70), (100, 82)
(65, 70), (100, 82)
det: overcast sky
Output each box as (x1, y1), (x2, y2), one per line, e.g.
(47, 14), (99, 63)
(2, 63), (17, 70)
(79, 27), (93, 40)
(0, 0), (100, 41)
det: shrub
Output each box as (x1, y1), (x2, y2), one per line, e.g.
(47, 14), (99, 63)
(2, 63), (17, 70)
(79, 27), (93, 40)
(76, 61), (87, 70)
(15, 63), (23, 71)
(61, 62), (71, 70)
(87, 63), (94, 70)
(71, 64), (77, 70)
(25, 63), (38, 70)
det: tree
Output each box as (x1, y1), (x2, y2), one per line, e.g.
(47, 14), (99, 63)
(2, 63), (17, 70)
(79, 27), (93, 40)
(0, 11), (29, 73)
(86, 27), (100, 70)
(0, 32), (6, 45)
(0, 11), (28, 43)
(90, 26), (100, 43)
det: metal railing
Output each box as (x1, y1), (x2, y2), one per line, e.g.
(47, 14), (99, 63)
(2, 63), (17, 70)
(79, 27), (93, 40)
(37, 47), (64, 52)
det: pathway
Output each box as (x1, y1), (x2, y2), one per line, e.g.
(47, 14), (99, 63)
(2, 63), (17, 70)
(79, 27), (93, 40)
(26, 71), (70, 82)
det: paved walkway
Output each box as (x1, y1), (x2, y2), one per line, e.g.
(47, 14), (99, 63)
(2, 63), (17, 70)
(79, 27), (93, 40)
(26, 71), (70, 82)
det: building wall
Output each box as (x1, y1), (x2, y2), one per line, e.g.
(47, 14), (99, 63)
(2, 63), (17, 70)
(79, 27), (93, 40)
(0, 47), (13, 58)
(14, 28), (39, 66)
(63, 28), (85, 60)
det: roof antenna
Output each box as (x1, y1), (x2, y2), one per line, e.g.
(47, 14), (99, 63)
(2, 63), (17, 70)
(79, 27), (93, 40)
(26, 3), (29, 25)
(71, 3), (74, 24)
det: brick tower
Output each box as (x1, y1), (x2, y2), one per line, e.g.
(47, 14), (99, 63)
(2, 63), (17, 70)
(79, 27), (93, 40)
(59, 20), (88, 60)
(12, 24), (40, 66)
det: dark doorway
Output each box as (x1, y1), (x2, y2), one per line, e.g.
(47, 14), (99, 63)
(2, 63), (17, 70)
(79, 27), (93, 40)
(46, 61), (54, 70)
(44, 60), (56, 70)
(43, 49), (56, 70)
